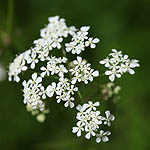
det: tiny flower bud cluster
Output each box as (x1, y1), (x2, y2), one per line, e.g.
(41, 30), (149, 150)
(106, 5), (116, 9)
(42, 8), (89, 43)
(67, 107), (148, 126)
(72, 101), (115, 143)
(101, 82), (121, 102)
(26, 104), (49, 123)
(99, 49), (140, 81)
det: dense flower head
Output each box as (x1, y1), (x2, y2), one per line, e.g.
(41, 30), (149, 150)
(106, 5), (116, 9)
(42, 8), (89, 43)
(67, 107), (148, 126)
(8, 52), (28, 82)
(99, 49), (140, 81)
(69, 56), (99, 84)
(22, 73), (44, 111)
(72, 101), (115, 143)
(65, 26), (100, 54)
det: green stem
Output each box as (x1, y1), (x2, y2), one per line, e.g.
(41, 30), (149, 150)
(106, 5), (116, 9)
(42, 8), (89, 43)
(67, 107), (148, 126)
(77, 90), (84, 103)
(6, 0), (14, 36)
(62, 48), (67, 58)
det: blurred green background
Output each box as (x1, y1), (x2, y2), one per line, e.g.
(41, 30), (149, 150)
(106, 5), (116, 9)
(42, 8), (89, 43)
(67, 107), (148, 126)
(0, 0), (149, 150)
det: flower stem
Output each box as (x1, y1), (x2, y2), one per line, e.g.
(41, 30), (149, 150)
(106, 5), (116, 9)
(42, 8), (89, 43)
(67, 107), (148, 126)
(62, 48), (67, 58)
(6, 0), (14, 36)
(77, 90), (84, 103)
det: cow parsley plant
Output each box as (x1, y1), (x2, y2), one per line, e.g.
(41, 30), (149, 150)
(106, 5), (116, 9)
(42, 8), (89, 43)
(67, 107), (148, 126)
(8, 16), (140, 143)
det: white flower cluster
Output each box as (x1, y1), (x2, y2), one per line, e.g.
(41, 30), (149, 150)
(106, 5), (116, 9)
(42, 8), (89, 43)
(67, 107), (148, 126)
(22, 73), (44, 111)
(34, 16), (76, 52)
(8, 16), (99, 83)
(72, 101), (115, 143)
(65, 26), (100, 54)
(99, 49), (140, 81)
(70, 56), (99, 84)
(40, 56), (68, 78)
(46, 78), (78, 108)
(7, 16), (140, 144)
(0, 63), (6, 81)
(8, 52), (28, 82)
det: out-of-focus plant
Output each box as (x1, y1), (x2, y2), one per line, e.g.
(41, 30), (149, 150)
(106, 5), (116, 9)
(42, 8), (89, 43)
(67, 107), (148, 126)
(101, 82), (121, 103)
(0, 63), (7, 82)
(7, 16), (140, 144)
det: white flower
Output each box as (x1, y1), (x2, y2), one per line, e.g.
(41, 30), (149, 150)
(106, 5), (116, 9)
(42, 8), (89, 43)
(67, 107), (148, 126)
(130, 59), (140, 68)
(57, 64), (68, 77)
(39, 86), (47, 99)
(38, 49), (49, 61)
(120, 63), (135, 75)
(85, 38), (100, 48)
(51, 37), (63, 49)
(64, 96), (75, 108)
(73, 56), (86, 66)
(26, 51), (39, 69)
(72, 122), (84, 137)
(102, 110), (115, 126)
(65, 42), (76, 53)
(105, 68), (121, 82)
(67, 85), (78, 95)
(46, 82), (56, 97)
(40, 66), (50, 78)
(85, 124), (96, 139)
(29, 73), (42, 85)
(109, 49), (122, 58)
(99, 57), (112, 68)
(83, 101), (100, 111)
(96, 130), (111, 143)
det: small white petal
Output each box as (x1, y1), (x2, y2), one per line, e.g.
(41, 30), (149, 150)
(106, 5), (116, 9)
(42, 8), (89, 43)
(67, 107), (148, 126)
(93, 38), (100, 43)
(92, 70), (99, 77)
(85, 132), (91, 139)
(105, 70), (112, 76)
(109, 74), (115, 82)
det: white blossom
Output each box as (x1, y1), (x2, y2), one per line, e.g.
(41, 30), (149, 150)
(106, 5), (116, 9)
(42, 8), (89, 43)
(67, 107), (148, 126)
(64, 96), (75, 108)
(105, 67), (121, 82)
(72, 101), (103, 140)
(70, 56), (99, 84)
(102, 110), (115, 126)
(22, 73), (45, 111)
(85, 38), (100, 48)
(100, 49), (140, 81)
(65, 26), (99, 54)
(46, 82), (56, 97)
(96, 130), (111, 143)
(8, 52), (28, 82)
(26, 50), (39, 69)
